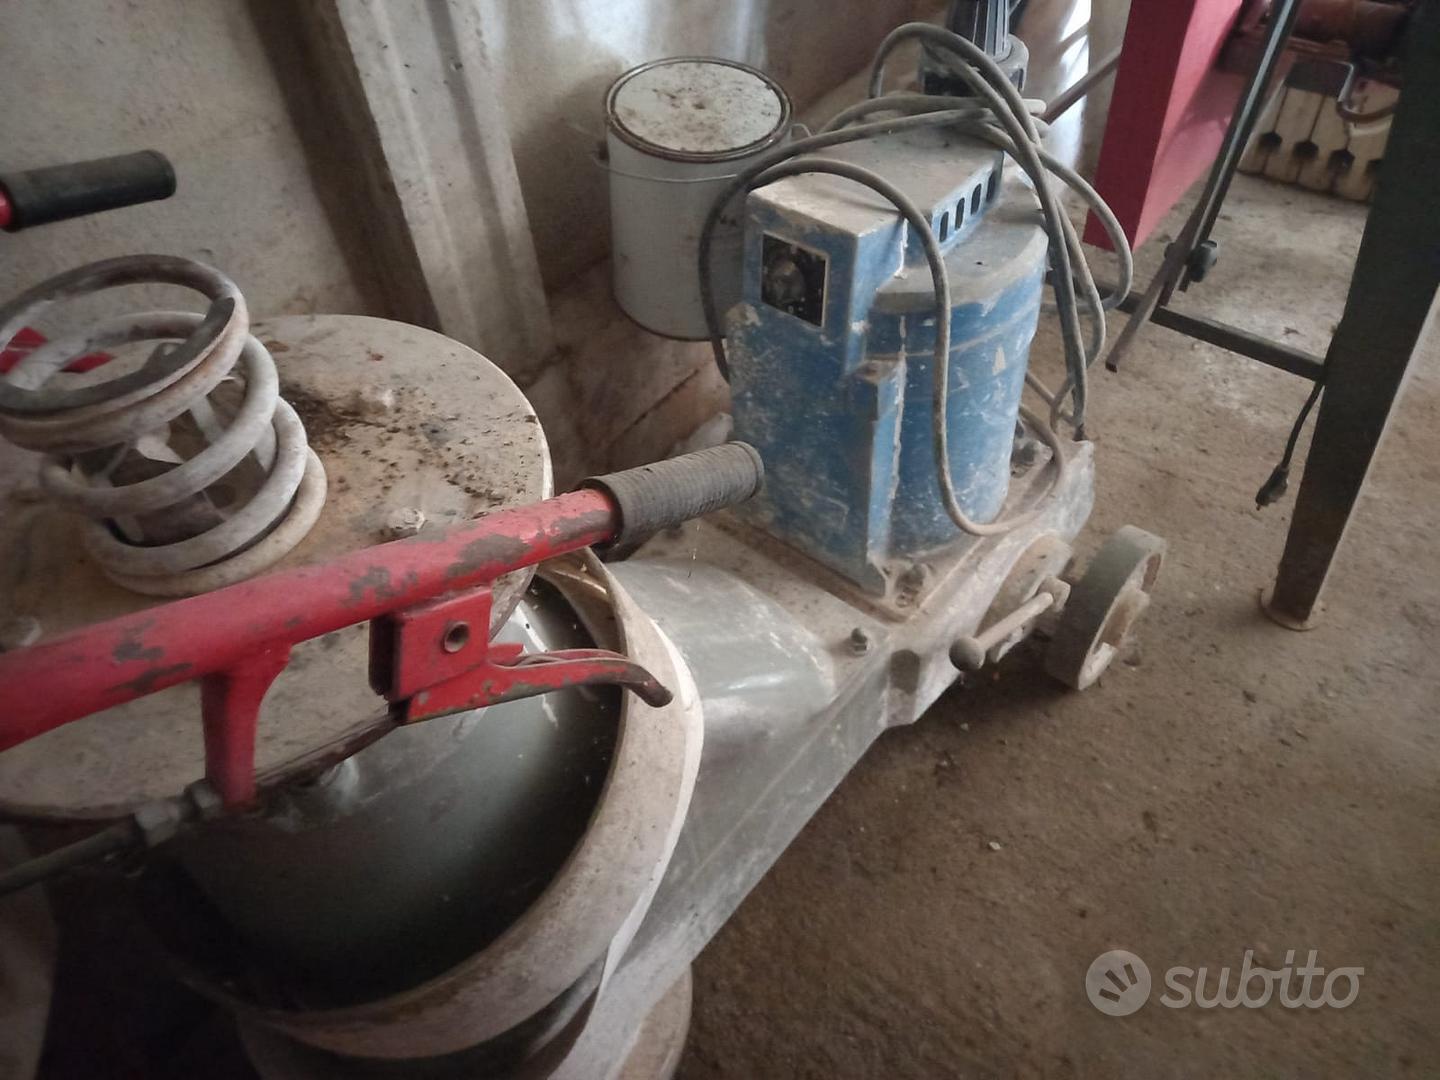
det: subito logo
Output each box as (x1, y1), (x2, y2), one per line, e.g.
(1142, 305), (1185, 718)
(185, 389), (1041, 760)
(1086, 949), (1153, 1016)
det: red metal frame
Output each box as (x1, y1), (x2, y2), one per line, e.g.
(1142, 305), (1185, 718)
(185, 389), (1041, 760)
(1084, 0), (1248, 251)
(0, 487), (658, 810)
(368, 586), (669, 725)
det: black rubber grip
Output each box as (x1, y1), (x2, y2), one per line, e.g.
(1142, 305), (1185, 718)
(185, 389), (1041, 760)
(1, 150), (176, 232)
(580, 442), (764, 552)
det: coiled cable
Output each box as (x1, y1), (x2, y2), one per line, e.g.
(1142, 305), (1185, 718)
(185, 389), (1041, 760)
(697, 23), (1128, 537)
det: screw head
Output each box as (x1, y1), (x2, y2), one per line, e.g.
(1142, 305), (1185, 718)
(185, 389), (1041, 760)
(894, 563), (931, 607)
(384, 506), (427, 539)
(1012, 436), (1043, 468)
(848, 627), (871, 655)
(351, 383), (397, 416)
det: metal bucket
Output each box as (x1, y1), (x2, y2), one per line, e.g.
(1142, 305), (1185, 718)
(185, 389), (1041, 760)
(605, 57), (792, 341)
(141, 551), (705, 1067)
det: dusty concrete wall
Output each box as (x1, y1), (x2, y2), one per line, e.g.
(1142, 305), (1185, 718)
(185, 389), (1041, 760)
(2, 0), (930, 304)
(0, 0), (953, 485)
(524, 0), (1137, 484)
(480, 0), (931, 289)
(0, 0), (380, 317)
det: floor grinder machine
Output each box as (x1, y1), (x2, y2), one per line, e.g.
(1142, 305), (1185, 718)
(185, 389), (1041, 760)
(0, 16), (1161, 1079)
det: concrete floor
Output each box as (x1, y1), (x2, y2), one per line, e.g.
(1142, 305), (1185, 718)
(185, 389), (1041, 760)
(679, 174), (1440, 1076)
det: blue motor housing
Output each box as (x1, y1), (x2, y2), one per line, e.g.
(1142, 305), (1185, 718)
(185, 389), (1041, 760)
(727, 129), (1048, 594)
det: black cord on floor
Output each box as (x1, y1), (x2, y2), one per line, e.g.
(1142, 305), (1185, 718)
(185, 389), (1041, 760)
(1256, 378), (1324, 508)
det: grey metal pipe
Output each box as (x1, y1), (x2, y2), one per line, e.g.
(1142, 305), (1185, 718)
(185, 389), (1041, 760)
(1040, 47), (1121, 124)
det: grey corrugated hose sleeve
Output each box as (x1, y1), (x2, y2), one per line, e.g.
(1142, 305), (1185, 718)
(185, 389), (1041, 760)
(580, 442), (764, 554)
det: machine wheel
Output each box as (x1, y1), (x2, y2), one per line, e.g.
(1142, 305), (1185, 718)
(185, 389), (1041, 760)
(1045, 526), (1165, 690)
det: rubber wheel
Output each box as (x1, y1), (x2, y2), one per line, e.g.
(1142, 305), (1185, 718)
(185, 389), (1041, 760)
(1045, 525), (1165, 690)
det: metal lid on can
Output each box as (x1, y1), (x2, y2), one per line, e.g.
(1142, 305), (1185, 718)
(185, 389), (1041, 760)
(606, 57), (791, 162)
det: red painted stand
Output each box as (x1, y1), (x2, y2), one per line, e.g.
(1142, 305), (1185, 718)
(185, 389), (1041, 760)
(1085, 0), (1248, 251)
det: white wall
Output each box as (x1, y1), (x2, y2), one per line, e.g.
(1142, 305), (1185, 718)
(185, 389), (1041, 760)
(2, 0), (932, 302)
(0, 0), (958, 479)
(480, 0), (930, 287)
(0, 0), (378, 317)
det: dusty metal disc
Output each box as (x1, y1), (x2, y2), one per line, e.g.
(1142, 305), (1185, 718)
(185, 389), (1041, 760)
(0, 314), (550, 819)
(607, 58), (790, 161)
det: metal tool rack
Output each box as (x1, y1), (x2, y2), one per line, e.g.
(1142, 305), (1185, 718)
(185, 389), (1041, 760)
(1103, 0), (1438, 627)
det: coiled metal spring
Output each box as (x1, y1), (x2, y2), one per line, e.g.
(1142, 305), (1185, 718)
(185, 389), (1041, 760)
(0, 255), (327, 596)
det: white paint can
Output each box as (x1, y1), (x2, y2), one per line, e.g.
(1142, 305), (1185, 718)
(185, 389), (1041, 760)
(605, 57), (792, 341)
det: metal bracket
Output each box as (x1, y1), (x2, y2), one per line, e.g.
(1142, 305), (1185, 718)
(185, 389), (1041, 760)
(199, 645), (292, 808)
(369, 585), (673, 726)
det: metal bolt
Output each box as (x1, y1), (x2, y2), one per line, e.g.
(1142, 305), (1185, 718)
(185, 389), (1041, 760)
(132, 800), (185, 848)
(895, 564), (931, 607)
(1012, 436), (1043, 469)
(184, 780), (225, 822)
(848, 627), (872, 655)
(351, 383), (397, 416)
(384, 506), (427, 539)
